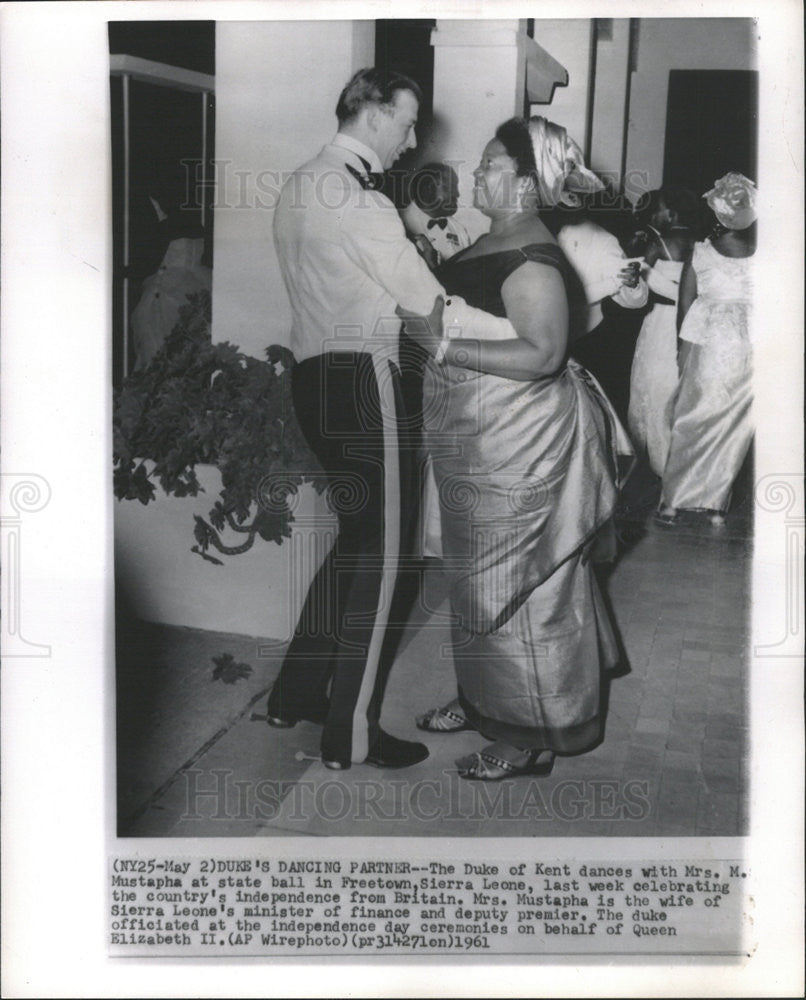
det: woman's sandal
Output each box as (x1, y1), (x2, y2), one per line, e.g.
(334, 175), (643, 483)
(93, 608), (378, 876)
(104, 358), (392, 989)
(455, 743), (556, 781)
(653, 506), (678, 526)
(416, 703), (472, 733)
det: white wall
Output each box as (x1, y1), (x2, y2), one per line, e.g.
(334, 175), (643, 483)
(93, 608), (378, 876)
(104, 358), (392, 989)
(589, 18), (631, 186)
(115, 465), (334, 639)
(625, 18), (757, 194)
(531, 19), (592, 154)
(212, 20), (374, 357)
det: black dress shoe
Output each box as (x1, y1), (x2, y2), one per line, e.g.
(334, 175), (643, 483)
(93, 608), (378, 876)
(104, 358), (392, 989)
(323, 757), (351, 771)
(321, 731), (429, 771)
(366, 730), (429, 769)
(266, 714), (297, 729)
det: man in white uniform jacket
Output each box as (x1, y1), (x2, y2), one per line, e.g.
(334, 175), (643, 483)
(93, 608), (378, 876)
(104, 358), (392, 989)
(268, 68), (514, 770)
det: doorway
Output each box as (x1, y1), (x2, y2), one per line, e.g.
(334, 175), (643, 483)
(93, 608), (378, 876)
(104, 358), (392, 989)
(663, 69), (758, 195)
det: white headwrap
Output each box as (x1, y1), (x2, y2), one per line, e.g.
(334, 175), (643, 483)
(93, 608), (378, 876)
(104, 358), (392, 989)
(528, 116), (604, 208)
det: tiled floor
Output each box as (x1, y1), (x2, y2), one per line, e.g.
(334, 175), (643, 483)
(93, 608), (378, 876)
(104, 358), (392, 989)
(118, 468), (751, 838)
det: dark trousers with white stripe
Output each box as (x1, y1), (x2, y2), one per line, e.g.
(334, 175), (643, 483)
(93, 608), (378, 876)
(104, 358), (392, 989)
(267, 351), (422, 764)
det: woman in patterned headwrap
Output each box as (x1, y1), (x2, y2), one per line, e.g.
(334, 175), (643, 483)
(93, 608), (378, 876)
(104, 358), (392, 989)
(398, 117), (633, 780)
(657, 173), (757, 526)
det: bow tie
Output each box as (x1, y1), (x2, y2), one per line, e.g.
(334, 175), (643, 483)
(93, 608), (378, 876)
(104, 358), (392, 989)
(345, 158), (384, 191)
(427, 217), (448, 230)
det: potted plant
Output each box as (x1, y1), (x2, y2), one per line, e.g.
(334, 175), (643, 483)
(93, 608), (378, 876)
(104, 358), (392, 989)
(113, 290), (327, 564)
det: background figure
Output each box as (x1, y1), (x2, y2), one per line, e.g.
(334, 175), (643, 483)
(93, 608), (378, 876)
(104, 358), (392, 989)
(658, 173), (756, 525)
(551, 193), (649, 423)
(131, 195), (211, 370)
(628, 186), (698, 475)
(400, 162), (472, 268)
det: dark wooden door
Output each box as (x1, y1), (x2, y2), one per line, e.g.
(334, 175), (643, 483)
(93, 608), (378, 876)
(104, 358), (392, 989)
(663, 69), (758, 194)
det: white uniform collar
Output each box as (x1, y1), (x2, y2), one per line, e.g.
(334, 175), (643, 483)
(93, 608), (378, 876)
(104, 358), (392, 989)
(331, 132), (384, 175)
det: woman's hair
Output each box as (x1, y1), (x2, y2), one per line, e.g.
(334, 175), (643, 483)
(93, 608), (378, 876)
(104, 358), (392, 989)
(658, 185), (700, 229)
(632, 188), (660, 226)
(494, 118), (538, 181)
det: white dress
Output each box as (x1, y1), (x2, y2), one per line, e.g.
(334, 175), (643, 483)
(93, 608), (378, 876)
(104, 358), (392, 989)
(628, 257), (684, 475)
(131, 237), (211, 370)
(661, 240), (754, 512)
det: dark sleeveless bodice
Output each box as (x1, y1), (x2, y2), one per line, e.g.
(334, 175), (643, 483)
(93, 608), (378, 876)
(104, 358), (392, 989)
(436, 241), (578, 318)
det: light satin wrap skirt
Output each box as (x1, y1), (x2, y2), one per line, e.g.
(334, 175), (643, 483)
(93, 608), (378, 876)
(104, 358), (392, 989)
(423, 359), (632, 753)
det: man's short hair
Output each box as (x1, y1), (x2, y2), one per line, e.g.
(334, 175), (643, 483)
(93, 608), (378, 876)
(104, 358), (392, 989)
(336, 67), (422, 124)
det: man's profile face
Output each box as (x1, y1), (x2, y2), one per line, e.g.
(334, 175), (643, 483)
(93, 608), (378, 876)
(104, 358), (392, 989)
(374, 89), (419, 170)
(435, 170), (459, 217)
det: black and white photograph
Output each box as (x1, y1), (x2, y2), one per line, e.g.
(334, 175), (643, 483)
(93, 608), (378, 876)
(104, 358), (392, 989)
(110, 15), (761, 843)
(1, 1), (803, 997)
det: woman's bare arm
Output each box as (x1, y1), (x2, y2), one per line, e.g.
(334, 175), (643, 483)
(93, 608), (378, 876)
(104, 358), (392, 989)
(440, 262), (568, 381)
(676, 256), (698, 333)
(675, 254), (698, 376)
